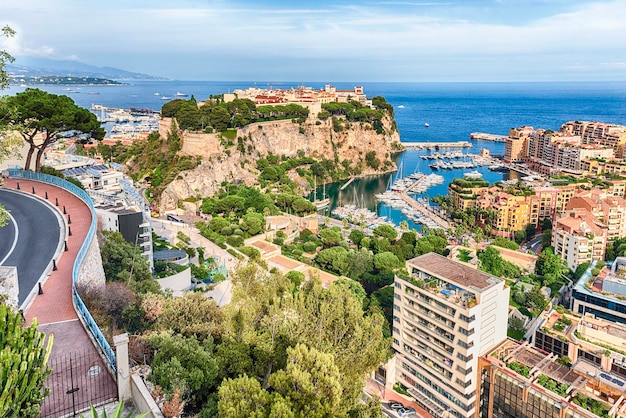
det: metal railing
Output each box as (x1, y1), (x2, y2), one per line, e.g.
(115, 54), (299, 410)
(7, 169), (117, 373)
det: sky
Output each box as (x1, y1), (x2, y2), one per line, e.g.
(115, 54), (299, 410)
(1, 0), (626, 82)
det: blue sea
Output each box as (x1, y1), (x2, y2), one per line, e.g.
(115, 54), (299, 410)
(6, 80), (626, 229)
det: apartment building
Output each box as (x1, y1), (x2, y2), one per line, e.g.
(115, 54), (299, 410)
(393, 253), (510, 418)
(448, 178), (491, 211)
(552, 208), (608, 271)
(567, 190), (626, 242)
(604, 179), (626, 198)
(561, 121), (626, 158)
(580, 159), (626, 177)
(465, 184), (577, 235)
(504, 126), (534, 162)
(476, 191), (529, 234)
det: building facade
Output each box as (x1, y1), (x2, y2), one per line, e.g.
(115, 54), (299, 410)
(393, 253), (510, 417)
(552, 208), (608, 271)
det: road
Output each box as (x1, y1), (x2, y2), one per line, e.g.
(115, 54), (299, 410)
(522, 234), (543, 254)
(0, 189), (61, 305)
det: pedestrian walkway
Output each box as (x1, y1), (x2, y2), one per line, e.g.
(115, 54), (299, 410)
(3, 177), (90, 324)
(365, 377), (433, 418)
(2, 177), (118, 416)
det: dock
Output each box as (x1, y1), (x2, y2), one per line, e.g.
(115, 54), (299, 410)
(397, 193), (451, 230)
(340, 177), (355, 191)
(401, 141), (472, 149)
(470, 132), (508, 142)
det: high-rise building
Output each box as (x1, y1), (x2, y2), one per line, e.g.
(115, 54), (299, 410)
(393, 253), (510, 418)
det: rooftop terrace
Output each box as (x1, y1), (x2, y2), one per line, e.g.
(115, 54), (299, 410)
(408, 252), (502, 292)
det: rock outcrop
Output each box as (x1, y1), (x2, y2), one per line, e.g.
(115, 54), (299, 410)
(159, 114), (401, 212)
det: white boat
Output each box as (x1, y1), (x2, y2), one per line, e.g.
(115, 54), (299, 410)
(312, 177), (330, 209)
(160, 96), (171, 100)
(175, 92), (188, 97)
(154, 92), (160, 96)
(314, 198), (330, 210)
(424, 123), (430, 127)
(464, 170), (483, 179)
(397, 105), (405, 109)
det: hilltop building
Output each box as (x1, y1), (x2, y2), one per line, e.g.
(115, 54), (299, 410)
(392, 253), (510, 417)
(226, 84), (372, 116)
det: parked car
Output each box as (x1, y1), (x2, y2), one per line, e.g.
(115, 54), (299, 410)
(389, 402), (404, 410)
(398, 407), (416, 417)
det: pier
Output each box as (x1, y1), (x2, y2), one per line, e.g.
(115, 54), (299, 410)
(398, 193), (451, 230)
(401, 141), (472, 149)
(340, 177), (355, 191)
(470, 132), (508, 142)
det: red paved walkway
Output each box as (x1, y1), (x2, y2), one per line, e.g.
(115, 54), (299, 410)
(3, 177), (92, 324)
(3, 178), (118, 416)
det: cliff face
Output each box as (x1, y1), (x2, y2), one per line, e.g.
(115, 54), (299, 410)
(159, 114), (401, 212)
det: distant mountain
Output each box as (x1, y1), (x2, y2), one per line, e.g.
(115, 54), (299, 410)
(6, 56), (167, 81)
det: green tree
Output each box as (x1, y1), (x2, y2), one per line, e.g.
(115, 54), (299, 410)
(269, 344), (343, 417)
(373, 251), (400, 272)
(536, 247), (567, 285)
(0, 304), (53, 418)
(0, 26), (15, 89)
(99, 231), (156, 293)
(348, 248), (374, 279)
(373, 224), (397, 241)
(2, 88), (105, 171)
(218, 375), (272, 418)
(319, 227), (343, 247)
(146, 332), (219, 410)
(240, 211), (266, 237)
(316, 246), (351, 275)
(349, 229), (365, 247)
(0, 27), (19, 225)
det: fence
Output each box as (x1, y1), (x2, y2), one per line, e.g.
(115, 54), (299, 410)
(8, 169), (117, 372)
(39, 349), (118, 418)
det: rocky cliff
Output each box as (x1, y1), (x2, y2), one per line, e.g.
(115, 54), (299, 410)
(159, 114), (401, 212)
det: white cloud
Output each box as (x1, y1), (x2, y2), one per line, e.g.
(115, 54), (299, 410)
(2, 0), (626, 80)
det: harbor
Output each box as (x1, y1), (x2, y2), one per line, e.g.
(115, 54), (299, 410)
(314, 140), (519, 233)
(400, 141), (471, 149)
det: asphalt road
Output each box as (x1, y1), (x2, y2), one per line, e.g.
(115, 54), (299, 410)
(521, 234), (544, 254)
(0, 189), (61, 305)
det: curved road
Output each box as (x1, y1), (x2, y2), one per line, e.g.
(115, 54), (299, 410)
(0, 189), (61, 305)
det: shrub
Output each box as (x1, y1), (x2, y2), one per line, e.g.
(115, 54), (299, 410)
(226, 235), (244, 247)
(303, 241), (318, 253)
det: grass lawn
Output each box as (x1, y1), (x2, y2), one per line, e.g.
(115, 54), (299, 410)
(508, 328), (525, 341)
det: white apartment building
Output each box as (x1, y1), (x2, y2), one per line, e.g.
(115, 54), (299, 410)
(392, 253), (510, 418)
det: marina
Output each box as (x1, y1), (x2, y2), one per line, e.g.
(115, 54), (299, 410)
(91, 104), (160, 137)
(400, 141), (471, 149)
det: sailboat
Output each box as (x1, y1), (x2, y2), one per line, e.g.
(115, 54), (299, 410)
(312, 177), (330, 209)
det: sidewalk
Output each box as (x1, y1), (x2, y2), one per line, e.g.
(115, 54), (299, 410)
(2, 178), (117, 414)
(3, 177), (89, 324)
(365, 377), (433, 418)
